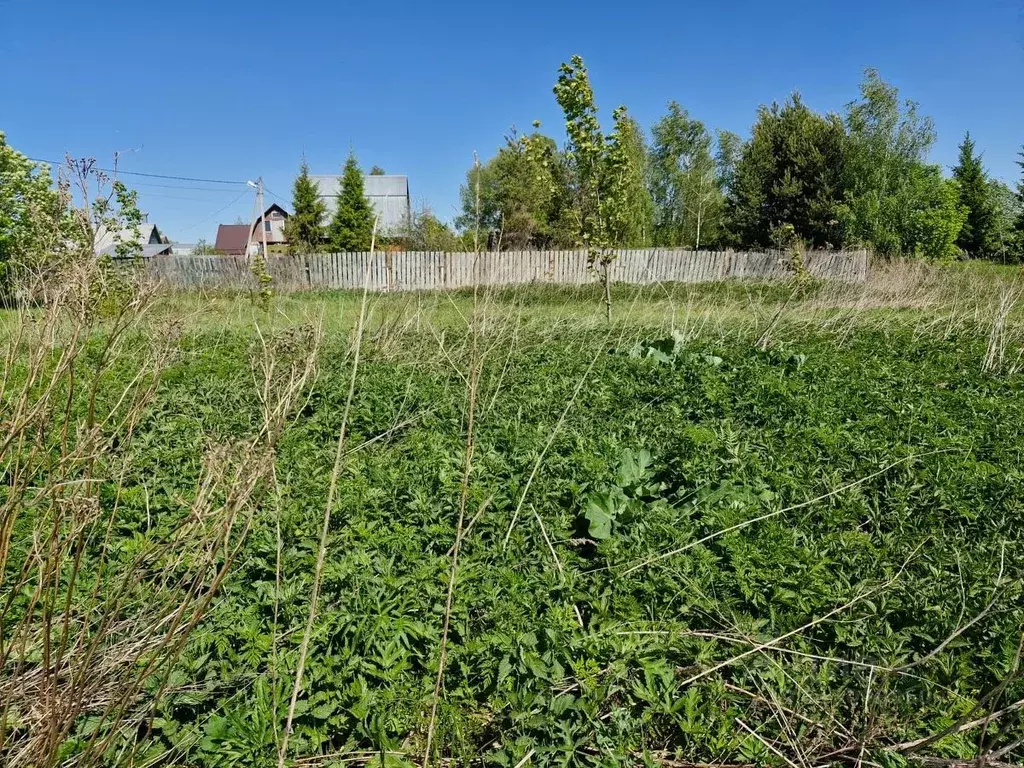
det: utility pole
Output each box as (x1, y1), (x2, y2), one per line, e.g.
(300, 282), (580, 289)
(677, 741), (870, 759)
(257, 177), (269, 259)
(246, 178), (262, 261)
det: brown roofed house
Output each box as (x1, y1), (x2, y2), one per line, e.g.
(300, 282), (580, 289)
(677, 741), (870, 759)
(214, 204), (290, 256)
(214, 224), (251, 256)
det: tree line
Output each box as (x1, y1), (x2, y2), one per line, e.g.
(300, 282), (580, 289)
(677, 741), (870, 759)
(452, 59), (1024, 261)
(3, 56), (1023, 274)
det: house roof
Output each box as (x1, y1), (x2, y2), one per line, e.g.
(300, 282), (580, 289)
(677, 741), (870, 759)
(310, 174), (410, 232)
(257, 203), (290, 220)
(365, 175), (409, 198)
(215, 224), (251, 254)
(98, 242), (173, 259)
(94, 222), (164, 253)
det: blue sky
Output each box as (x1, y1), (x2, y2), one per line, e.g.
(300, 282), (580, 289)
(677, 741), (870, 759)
(2, 0), (1022, 242)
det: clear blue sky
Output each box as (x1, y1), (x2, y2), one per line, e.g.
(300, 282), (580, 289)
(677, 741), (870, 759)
(2, 0), (1022, 242)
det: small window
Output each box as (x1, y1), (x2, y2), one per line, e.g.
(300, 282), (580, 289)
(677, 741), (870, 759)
(264, 220), (272, 232)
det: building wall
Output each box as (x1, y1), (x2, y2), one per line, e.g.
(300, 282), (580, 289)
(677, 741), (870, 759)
(310, 175), (411, 234)
(251, 210), (288, 246)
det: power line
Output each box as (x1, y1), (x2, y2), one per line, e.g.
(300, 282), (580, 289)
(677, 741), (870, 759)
(27, 157), (247, 186)
(28, 154), (262, 237)
(263, 185), (288, 204)
(129, 181), (251, 192)
(176, 188), (253, 234)
(137, 191), (248, 202)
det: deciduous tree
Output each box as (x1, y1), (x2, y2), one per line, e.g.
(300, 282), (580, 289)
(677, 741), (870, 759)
(193, 238), (217, 255)
(841, 69), (964, 259)
(0, 132), (74, 287)
(553, 55), (651, 318)
(1011, 147), (1024, 257)
(715, 130), (743, 198)
(874, 163), (966, 260)
(650, 103), (711, 246)
(406, 207), (463, 251)
(985, 179), (1021, 262)
(553, 55), (607, 255)
(603, 108), (654, 247)
(650, 107), (737, 249)
(456, 127), (569, 249)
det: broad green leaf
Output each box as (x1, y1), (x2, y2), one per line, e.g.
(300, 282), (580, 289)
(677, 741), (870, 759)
(584, 494), (617, 539)
(617, 448), (653, 487)
(647, 347), (673, 364)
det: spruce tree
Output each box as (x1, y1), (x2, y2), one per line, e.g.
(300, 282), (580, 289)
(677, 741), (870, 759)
(283, 159), (326, 254)
(329, 153), (375, 251)
(952, 132), (997, 256)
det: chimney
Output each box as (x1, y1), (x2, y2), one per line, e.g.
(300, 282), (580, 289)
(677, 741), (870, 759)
(140, 212), (149, 224)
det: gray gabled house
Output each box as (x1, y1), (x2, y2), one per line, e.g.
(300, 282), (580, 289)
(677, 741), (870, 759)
(310, 174), (411, 234)
(94, 220), (173, 258)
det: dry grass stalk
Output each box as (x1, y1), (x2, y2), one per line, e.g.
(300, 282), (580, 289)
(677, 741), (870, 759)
(500, 345), (606, 551)
(277, 215), (381, 768)
(423, 180), (486, 767)
(0, 249), (321, 767)
(982, 281), (1023, 373)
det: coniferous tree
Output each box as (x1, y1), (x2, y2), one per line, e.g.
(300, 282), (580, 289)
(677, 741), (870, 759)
(952, 132), (997, 256)
(727, 95), (847, 248)
(329, 152), (375, 251)
(283, 159), (326, 254)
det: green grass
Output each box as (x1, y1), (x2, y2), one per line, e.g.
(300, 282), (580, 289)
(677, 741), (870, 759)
(3, 265), (1024, 767)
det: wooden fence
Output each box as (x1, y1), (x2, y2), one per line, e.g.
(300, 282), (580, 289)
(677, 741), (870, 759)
(133, 249), (869, 292)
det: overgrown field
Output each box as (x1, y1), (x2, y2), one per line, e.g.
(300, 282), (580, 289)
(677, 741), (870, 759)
(2, 264), (1024, 768)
